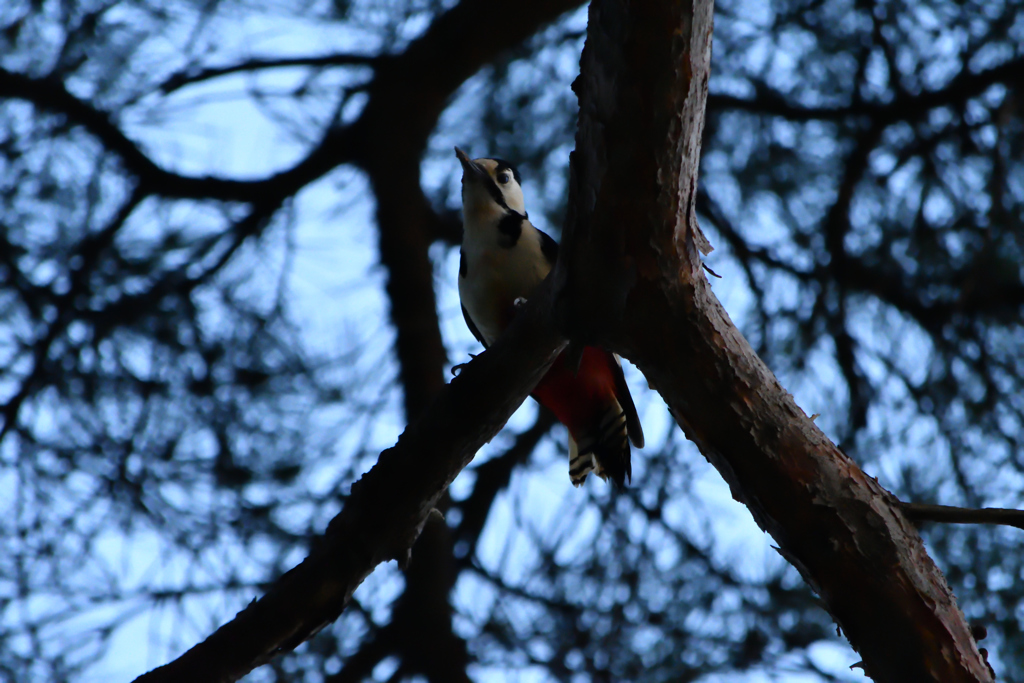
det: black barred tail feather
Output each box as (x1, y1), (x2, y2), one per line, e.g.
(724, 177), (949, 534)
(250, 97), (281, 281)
(567, 436), (595, 487)
(567, 402), (632, 488)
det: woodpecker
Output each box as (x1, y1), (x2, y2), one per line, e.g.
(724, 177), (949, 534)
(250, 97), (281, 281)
(455, 147), (644, 487)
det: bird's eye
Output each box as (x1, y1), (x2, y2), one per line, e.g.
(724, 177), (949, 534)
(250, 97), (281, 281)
(497, 172), (511, 184)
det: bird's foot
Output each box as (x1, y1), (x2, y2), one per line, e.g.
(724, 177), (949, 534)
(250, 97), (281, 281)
(450, 353), (479, 376)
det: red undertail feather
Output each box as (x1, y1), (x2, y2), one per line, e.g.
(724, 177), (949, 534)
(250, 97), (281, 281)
(531, 347), (640, 487)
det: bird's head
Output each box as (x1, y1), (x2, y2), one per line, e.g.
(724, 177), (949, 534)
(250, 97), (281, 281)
(455, 147), (526, 225)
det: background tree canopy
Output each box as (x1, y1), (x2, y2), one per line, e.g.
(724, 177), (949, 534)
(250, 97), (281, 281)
(1, 0), (1022, 681)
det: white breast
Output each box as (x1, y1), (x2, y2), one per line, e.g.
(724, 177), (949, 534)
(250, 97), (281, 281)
(459, 224), (551, 346)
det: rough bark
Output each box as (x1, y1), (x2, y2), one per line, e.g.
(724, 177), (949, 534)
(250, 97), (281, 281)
(562, 1), (993, 681)
(132, 280), (565, 683)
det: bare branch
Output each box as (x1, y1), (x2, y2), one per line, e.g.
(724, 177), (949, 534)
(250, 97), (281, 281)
(901, 503), (1024, 532)
(158, 53), (379, 94)
(707, 57), (1024, 124)
(0, 68), (286, 202)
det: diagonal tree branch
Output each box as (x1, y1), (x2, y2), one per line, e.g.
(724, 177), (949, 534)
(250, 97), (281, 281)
(325, 412), (555, 683)
(158, 53), (379, 94)
(132, 277), (566, 683)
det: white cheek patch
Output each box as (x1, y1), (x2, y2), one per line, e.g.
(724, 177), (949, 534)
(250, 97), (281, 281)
(463, 188), (505, 225)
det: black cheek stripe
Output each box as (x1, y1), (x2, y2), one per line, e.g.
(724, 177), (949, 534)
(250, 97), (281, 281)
(485, 179), (508, 210)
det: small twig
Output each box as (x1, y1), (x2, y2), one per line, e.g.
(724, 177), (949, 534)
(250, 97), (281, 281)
(900, 502), (1024, 531)
(159, 54), (379, 94)
(701, 262), (722, 278)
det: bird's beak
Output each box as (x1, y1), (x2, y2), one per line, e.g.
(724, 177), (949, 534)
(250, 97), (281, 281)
(455, 146), (485, 182)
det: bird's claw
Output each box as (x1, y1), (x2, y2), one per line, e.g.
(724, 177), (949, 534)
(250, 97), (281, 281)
(450, 353), (479, 376)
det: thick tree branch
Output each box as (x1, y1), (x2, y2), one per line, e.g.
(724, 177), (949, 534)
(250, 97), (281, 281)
(326, 412), (555, 683)
(132, 280), (566, 683)
(564, 1), (993, 681)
